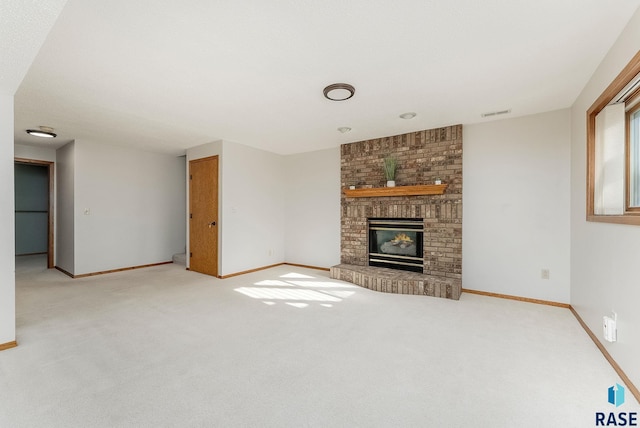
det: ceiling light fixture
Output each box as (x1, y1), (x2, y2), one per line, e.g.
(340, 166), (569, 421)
(399, 112), (417, 119)
(323, 83), (355, 101)
(26, 126), (57, 138)
(337, 127), (352, 133)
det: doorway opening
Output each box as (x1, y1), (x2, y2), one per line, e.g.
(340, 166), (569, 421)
(14, 158), (54, 269)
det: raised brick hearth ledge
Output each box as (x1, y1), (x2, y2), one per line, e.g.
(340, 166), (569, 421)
(330, 264), (461, 300)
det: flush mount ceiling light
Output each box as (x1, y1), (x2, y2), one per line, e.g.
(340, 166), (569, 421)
(323, 83), (355, 101)
(337, 127), (352, 133)
(26, 126), (57, 138)
(399, 112), (417, 119)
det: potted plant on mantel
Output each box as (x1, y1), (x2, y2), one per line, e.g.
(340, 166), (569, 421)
(383, 156), (397, 187)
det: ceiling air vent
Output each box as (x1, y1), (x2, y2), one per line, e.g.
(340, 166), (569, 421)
(481, 109), (511, 118)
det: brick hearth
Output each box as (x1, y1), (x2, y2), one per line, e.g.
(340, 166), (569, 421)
(331, 125), (462, 300)
(330, 264), (461, 299)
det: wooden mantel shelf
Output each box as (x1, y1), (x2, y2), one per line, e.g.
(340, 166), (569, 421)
(343, 184), (448, 198)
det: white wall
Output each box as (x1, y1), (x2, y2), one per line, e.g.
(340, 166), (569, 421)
(14, 144), (56, 163)
(56, 142), (75, 273)
(570, 8), (640, 387)
(220, 141), (285, 275)
(0, 95), (16, 345)
(463, 109), (571, 303)
(73, 140), (186, 275)
(186, 140), (286, 276)
(284, 148), (340, 268)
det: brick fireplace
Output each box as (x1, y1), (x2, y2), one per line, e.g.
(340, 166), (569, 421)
(330, 125), (462, 300)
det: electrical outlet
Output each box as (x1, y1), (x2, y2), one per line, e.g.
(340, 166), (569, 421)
(541, 269), (550, 279)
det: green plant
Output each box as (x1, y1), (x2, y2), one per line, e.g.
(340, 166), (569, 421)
(383, 156), (397, 181)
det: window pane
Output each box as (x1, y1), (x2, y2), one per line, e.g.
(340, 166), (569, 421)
(631, 109), (640, 207)
(594, 104), (625, 214)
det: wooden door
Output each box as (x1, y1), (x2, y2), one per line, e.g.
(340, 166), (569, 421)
(189, 156), (218, 276)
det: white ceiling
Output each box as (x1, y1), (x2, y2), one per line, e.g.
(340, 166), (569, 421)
(0, 0), (68, 95)
(11, 0), (640, 155)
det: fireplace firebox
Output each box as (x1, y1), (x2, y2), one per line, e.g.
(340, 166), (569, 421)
(368, 218), (424, 273)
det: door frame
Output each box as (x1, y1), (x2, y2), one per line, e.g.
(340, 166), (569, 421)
(14, 158), (55, 269)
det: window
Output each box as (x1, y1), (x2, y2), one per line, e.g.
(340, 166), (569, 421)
(587, 50), (640, 225)
(626, 100), (640, 209)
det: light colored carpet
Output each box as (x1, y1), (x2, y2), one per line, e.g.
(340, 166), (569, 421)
(1, 255), (637, 427)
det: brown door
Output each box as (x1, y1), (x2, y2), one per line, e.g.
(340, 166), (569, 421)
(189, 156), (219, 276)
